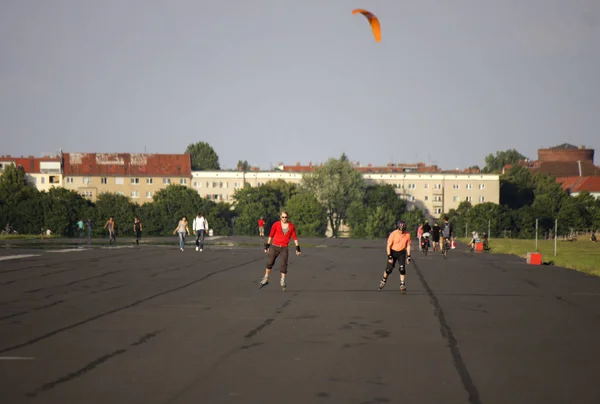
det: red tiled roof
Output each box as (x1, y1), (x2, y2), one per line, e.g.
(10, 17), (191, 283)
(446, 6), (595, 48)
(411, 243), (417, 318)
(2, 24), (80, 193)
(0, 156), (60, 173)
(570, 177), (600, 193)
(62, 153), (191, 177)
(556, 176), (585, 192)
(556, 176), (600, 193)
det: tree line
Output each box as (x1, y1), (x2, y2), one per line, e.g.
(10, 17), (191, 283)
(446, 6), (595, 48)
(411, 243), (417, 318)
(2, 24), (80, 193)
(2, 146), (599, 239)
(0, 155), (411, 239)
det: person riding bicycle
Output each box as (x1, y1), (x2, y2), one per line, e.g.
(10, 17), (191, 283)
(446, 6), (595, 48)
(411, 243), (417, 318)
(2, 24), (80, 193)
(440, 216), (453, 253)
(421, 220), (432, 251)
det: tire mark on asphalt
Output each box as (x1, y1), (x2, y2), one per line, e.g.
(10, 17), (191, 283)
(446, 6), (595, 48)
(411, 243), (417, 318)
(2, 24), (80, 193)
(165, 293), (299, 404)
(0, 255), (264, 354)
(0, 300), (65, 321)
(24, 270), (122, 294)
(243, 296), (295, 338)
(412, 260), (482, 404)
(26, 330), (162, 397)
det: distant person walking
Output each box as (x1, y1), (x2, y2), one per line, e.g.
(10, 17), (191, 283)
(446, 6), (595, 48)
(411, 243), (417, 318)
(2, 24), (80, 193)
(193, 212), (208, 252)
(133, 216), (143, 245)
(258, 217), (265, 238)
(173, 216), (190, 251)
(76, 219), (84, 240)
(104, 216), (117, 245)
(86, 219), (93, 244)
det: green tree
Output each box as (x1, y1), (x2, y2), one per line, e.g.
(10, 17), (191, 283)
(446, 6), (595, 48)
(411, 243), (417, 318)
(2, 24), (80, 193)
(150, 185), (210, 235)
(346, 184), (407, 238)
(207, 202), (235, 236)
(185, 141), (220, 171)
(285, 192), (328, 236)
(302, 154), (365, 238)
(41, 188), (93, 236)
(531, 173), (566, 232)
(237, 160), (250, 171)
(483, 149), (527, 173)
(500, 165), (535, 209)
(93, 192), (137, 237)
(232, 180), (297, 235)
(402, 207), (426, 236)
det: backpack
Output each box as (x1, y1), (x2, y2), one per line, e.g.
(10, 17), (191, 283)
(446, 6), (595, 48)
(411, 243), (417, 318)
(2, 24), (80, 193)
(442, 223), (451, 238)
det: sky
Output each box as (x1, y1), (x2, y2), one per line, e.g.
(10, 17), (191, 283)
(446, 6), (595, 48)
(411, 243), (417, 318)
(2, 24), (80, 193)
(1, 0), (599, 171)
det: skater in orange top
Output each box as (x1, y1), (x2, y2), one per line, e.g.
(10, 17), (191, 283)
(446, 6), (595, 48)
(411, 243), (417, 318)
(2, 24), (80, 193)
(378, 220), (412, 292)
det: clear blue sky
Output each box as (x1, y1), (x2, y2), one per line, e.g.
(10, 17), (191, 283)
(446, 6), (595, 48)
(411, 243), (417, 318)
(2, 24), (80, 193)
(1, 0), (599, 170)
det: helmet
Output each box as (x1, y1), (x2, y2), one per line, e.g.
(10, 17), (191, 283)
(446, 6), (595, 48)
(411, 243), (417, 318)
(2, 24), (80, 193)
(397, 220), (407, 231)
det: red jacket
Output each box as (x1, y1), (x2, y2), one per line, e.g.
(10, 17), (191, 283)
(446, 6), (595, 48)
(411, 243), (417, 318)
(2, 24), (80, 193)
(269, 221), (298, 247)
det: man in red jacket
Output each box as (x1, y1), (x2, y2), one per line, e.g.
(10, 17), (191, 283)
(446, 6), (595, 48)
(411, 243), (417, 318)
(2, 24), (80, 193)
(259, 211), (301, 291)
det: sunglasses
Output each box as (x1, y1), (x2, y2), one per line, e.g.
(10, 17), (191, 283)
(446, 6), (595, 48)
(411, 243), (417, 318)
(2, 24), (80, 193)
(281, 216), (288, 219)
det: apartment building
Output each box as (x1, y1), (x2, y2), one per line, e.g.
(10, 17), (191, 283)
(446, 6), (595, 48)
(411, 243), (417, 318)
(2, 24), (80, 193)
(362, 173), (500, 217)
(191, 171), (304, 202)
(192, 170), (500, 218)
(0, 155), (62, 192)
(62, 152), (191, 203)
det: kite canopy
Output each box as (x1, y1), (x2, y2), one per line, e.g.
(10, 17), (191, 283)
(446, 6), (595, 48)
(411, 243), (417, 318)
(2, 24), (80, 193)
(352, 9), (381, 42)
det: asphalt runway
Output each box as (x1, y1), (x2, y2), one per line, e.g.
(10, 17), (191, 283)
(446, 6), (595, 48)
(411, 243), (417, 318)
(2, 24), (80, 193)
(1, 237), (599, 404)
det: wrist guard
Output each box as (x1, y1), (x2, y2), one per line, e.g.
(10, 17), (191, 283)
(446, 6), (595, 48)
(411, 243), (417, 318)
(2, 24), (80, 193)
(387, 254), (393, 260)
(296, 245), (301, 252)
(264, 243), (270, 250)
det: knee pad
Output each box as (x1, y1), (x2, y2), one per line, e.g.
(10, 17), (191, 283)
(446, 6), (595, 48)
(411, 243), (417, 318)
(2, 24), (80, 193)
(399, 264), (406, 275)
(385, 262), (394, 275)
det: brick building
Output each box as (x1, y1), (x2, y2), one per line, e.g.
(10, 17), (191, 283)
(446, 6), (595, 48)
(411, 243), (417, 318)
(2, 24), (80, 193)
(0, 155), (62, 192)
(61, 152), (192, 203)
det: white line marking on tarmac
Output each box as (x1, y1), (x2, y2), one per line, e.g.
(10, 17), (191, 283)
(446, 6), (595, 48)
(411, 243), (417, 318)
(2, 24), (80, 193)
(0, 356), (35, 360)
(0, 254), (40, 261)
(47, 248), (87, 253)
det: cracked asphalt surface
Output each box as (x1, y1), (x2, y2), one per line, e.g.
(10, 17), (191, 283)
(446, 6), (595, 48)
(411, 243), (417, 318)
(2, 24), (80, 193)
(1, 237), (599, 404)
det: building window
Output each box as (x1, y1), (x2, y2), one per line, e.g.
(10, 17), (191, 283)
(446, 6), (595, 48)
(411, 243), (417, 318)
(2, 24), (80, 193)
(131, 178), (140, 184)
(433, 183), (442, 189)
(66, 177), (74, 184)
(434, 208), (442, 214)
(434, 196), (442, 202)
(83, 177), (92, 185)
(479, 184), (485, 190)
(163, 178), (171, 185)
(424, 184), (429, 189)
(130, 191), (140, 198)
(101, 177), (108, 184)
(115, 177), (124, 185)
(40, 177), (46, 184)
(453, 196), (459, 202)
(49, 176), (59, 184)
(146, 191), (153, 199)
(479, 196), (485, 202)
(453, 184), (460, 189)
(424, 196), (429, 201)
(408, 184), (416, 189)
(466, 184), (472, 190)
(117, 191), (124, 196)
(180, 179), (187, 185)
(146, 178), (153, 184)
(466, 196), (472, 202)
(193, 181), (199, 187)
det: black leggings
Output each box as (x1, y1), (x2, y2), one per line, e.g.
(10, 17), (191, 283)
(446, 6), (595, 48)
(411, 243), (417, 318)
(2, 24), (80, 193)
(386, 249), (407, 275)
